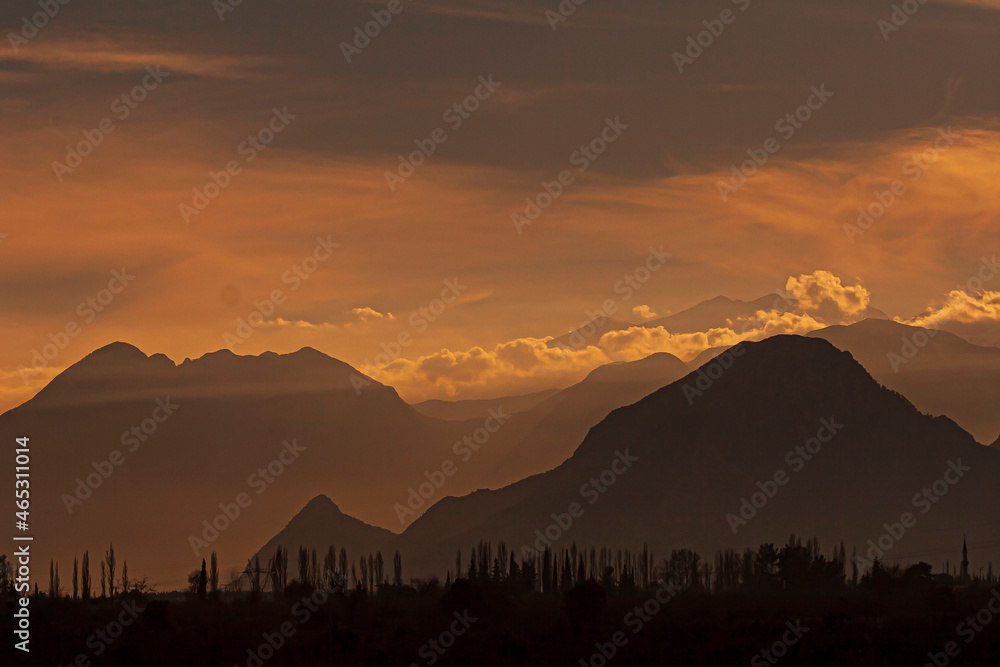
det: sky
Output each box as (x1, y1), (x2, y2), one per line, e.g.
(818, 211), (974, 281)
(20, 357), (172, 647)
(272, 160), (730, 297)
(2, 0), (1000, 412)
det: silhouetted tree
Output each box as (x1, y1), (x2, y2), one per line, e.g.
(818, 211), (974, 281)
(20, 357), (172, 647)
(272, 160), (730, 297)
(48, 560), (58, 598)
(105, 544), (116, 598)
(393, 551), (402, 587)
(298, 546), (308, 586)
(81, 552), (91, 600)
(209, 552), (219, 599)
(72, 557), (78, 599)
(197, 559), (208, 601)
(374, 552), (384, 589)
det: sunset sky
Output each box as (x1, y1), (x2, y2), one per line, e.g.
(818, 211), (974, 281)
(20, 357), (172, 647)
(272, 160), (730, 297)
(2, 0), (1000, 412)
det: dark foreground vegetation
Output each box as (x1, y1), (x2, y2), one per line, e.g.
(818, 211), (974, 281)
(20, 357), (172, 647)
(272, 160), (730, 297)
(3, 537), (1000, 666)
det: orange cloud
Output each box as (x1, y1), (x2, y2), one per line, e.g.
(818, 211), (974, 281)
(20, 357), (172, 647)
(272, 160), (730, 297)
(900, 290), (1000, 328)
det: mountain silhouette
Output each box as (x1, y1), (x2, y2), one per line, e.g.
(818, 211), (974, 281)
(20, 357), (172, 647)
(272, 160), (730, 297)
(0, 343), (694, 588)
(0, 343), (462, 588)
(394, 335), (1000, 577)
(250, 495), (394, 569)
(808, 319), (1000, 443)
(485, 352), (690, 485)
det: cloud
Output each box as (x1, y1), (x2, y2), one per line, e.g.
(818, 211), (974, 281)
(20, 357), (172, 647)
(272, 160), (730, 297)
(0, 38), (274, 79)
(899, 290), (1000, 328)
(785, 271), (871, 319)
(351, 307), (396, 323)
(632, 305), (659, 320)
(369, 294), (834, 399)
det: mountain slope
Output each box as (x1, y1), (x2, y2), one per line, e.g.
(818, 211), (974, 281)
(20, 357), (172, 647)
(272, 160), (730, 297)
(808, 319), (1000, 443)
(485, 352), (690, 485)
(0, 343), (469, 589)
(411, 389), (559, 421)
(395, 336), (1000, 577)
(251, 495), (395, 569)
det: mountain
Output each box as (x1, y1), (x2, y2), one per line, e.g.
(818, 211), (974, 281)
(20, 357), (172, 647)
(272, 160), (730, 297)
(0, 342), (695, 589)
(395, 335), (1000, 578)
(548, 316), (636, 350)
(411, 389), (560, 421)
(644, 294), (887, 335)
(0, 343), (471, 589)
(545, 293), (887, 358)
(808, 319), (1000, 444)
(251, 495), (394, 568)
(485, 352), (690, 485)
(687, 345), (734, 369)
(935, 321), (1000, 348)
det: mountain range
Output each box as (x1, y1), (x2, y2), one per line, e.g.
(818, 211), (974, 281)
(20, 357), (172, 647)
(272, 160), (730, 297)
(3, 295), (998, 589)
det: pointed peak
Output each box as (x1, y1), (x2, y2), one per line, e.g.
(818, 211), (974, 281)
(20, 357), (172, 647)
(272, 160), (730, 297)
(301, 494), (341, 514)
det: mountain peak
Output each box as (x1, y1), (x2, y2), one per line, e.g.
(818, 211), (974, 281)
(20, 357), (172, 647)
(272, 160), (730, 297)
(83, 341), (150, 363)
(301, 494), (341, 514)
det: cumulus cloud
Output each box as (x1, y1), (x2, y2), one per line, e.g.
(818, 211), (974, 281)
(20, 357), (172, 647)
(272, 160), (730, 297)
(368, 302), (833, 399)
(785, 271), (871, 319)
(632, 305), (659, 320)
(899, 290), (1000, 328)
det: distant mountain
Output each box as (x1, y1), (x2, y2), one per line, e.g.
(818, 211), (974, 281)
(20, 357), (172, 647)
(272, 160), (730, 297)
(1, 342), (697, 589)
(548, 316), (635, 350)
(687, 345), (734, 369)
(935, 321), (1000, 348)
(395, 336), (1000, 578)
(644, 293), (886, 335)
(0, 343), (470, 589)
(485, 352), (690, 485)
(546, 293), (887, 357)
(412, 389), (560, 421)
(251, 495), (394, 567)
(250, 352), (693, 561)
(808, 319), (1000, 444)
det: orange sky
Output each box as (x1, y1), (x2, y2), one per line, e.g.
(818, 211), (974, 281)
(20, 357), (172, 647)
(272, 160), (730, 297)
(2, 0), (1000, 412)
